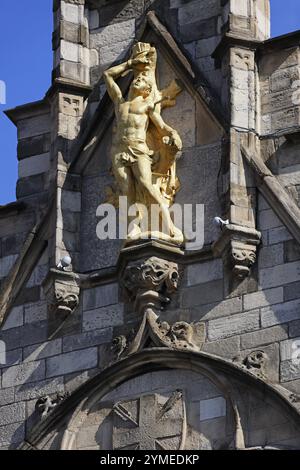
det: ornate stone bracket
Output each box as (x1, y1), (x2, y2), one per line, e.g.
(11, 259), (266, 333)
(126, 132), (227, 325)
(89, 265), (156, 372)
(112, 310), (205, 362)
(42, 268), (80, 318)
(213, 224), (261, 279)
(121, 256), (180, 315)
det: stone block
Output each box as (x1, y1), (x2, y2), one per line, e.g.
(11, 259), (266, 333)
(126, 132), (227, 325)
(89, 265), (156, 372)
(18, 153), (50, 178)
(180, 17), (219, 42)
(61, 190), (81, 212)
(0, 403), (25, 426)
(18, 114), (50, 140)
(26, 265), (48, 289)
(201, 336), (240, 359)
(46, 348), (98, 378)
(2, 306), (23, 331)
(186, 259), (223, 286)
(284, 282), (300, 302)
(258, 244), (284, 269)
(90, 19), (135, 48)
(182, 280), (223, 308)
(24, 302), (47, 323)
(280, 360), (300, 382)
(59, 60), (90, 84)
(0, 422), (25, 446)
(16, 174), (46, 198)
(83, 304), (124, 331)
(61, 1), (84, 24)
(199, 397), (226, 422)
(62, 328), (112, 352)
(267, 226), (293, 246)
(280, 337), (300, 361)
(178, 0), (220, 24)
(83, 283), (119, 311)
(96, 0), (144, 27)
(17, 134), (51, 160)
(284, 240), (300, 263)
(15, 377), (64, 402)
(259, 261), (300, 289)
(241, 325), (288, 350)
(289, 320), (300, 338)
(0, 349), (22, 370)
(191, 296), (242, 322)
(23, 340), (62, 363)
(89, 9), (99, 30)
(258, 209), (281, 230)
(195, 36), (220, 58)
(243, 287), (283, 310)
(261, 299), (300, 328)
(208, 311), (260, 341)
(0, 255), (18, 279)
(0, 388), (14, 407)
(2, 361), (45, 388)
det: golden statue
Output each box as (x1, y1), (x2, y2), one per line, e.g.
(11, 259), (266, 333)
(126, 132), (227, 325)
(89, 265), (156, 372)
(103, 42), (184, 245)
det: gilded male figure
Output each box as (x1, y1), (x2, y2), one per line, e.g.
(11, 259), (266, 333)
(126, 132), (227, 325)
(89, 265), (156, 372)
(103, 42), (183, 243)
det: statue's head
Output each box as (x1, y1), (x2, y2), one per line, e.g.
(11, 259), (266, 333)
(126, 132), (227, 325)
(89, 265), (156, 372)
(130, 75), (153, 99)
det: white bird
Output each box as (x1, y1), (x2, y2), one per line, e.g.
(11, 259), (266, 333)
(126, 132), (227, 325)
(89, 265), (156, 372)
(213, 217), (229, 229)
(57, 256), (72, 271)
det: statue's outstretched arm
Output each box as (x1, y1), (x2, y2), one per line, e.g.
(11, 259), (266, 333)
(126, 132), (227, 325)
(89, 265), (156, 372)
(103, 60), (133, 104)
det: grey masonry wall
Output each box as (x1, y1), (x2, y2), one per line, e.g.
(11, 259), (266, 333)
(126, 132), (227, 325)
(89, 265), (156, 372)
(1, 0), (300, 450)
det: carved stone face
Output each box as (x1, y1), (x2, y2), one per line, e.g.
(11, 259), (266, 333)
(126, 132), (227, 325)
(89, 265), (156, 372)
(131, 76), (152, 97)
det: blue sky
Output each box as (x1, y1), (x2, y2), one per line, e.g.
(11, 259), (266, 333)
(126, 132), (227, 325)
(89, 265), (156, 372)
(0, 0), (300, 205)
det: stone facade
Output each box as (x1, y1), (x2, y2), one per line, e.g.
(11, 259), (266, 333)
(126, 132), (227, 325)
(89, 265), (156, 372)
(1, 0), (300, 450)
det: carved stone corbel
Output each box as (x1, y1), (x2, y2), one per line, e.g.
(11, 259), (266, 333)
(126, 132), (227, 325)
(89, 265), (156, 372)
(121, 256), (180, 315)
(42, 268), (80, 318)
(213, 224), (261, 279)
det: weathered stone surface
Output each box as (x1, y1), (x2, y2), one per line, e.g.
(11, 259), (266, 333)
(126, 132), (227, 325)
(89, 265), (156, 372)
(0, 403), (25, 426)
(289, 320), (300, 338)
(0, 349), (22, 370)
(0, 422), (25, 446)
(261, 299), (300, 328)
(268, 226), (293, 245)
(46, 348), (98, 378)
(0, 388), (15, 407)
(182, 280), (223, 308)
(284, 282), (300, 302)
(0, 255), (18, 279)
(18, 114), (50, 140)
(23, 340), (62, 363)
(24, 302), (47, 323)
(16, 174), (46, 198)
(14, 377), (64, 402)
(259, 261), (300, 289)
(83, 304), (124, 331)
(17, 134), (51, 160)
(0, 321), (48, 351)
(258, 244), (284, 269)
(280, 360), (300, 382)
(191, 296), (242, 322)
(284, 240), (300, 263)
(208, 311), (260, 341)
(201, 336), (240, 359)
(62, 328), (112, 352)
(243, 287), (283, 310)
(90, 20), (135, 48)
(199, 397), (226, 422)
(2, 361), (45, 388)
(83, 283), (119, 311)
(280, 337), (300, 361)
(186, 259), (223, 286)
(2, 306), (23, 331)
(258, 209), (282, 230)
(179, 17), (219, 42)
(241, 325), (288, 350)
(61, 190), (81, 212)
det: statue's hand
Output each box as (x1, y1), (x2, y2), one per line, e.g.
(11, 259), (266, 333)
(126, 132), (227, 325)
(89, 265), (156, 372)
(131, 56), (150, 66)
(162, 136), (174, 146)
